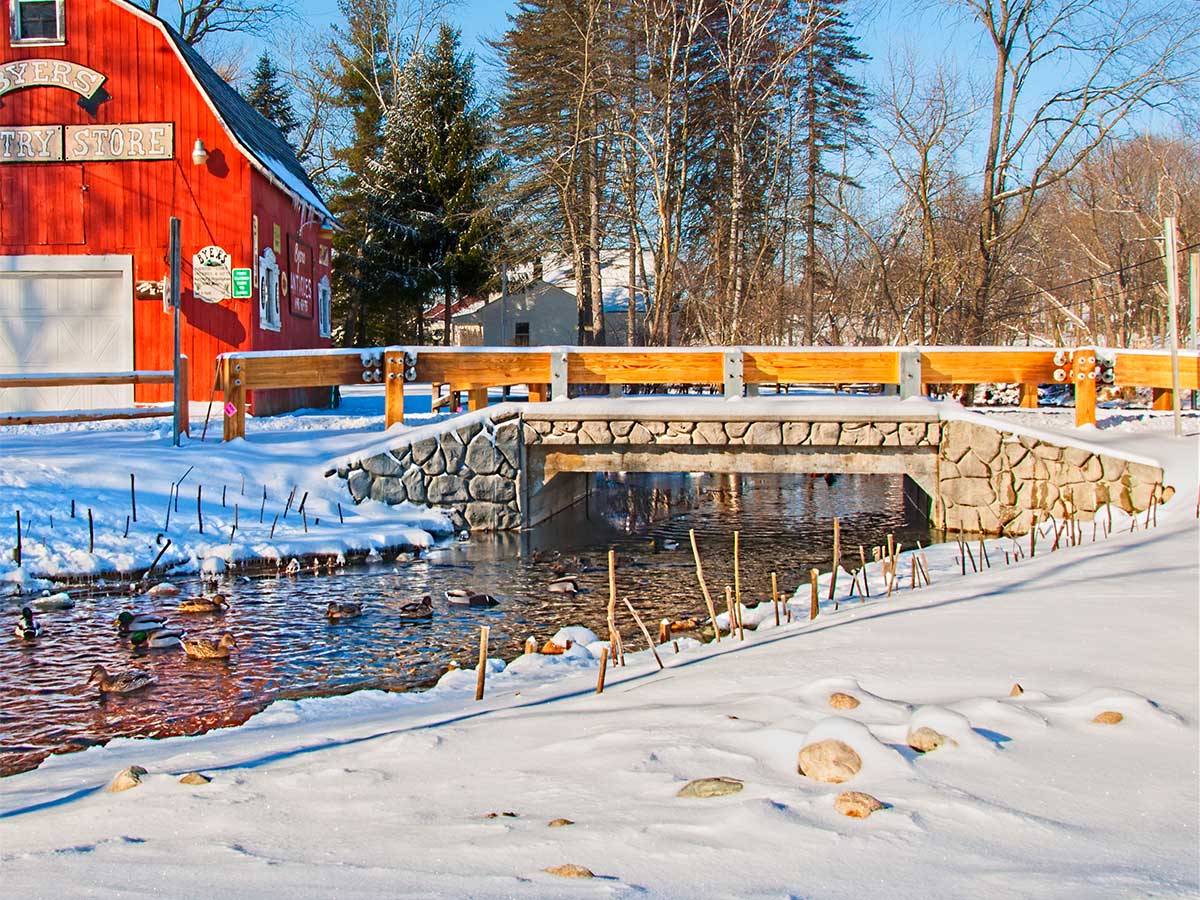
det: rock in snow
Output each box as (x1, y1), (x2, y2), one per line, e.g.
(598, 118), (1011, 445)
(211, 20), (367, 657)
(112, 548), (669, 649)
(1093, 710), (1124, 725)
(834, 791), (885, 819)
(907, 726), (956, 753)
(797, 740), (862, 783)
(179, 772), (212, 785)
(829, 692), (861, 710)
(676, 777), (744, 798)
(547, 818), (574, 827)
(107, 766), (148, 793)
(543, 864), (595, 878)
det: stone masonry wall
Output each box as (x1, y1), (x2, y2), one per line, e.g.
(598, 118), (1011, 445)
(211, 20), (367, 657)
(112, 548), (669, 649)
(937, 419), (1168, 535)
(337, 411), (1168, 537)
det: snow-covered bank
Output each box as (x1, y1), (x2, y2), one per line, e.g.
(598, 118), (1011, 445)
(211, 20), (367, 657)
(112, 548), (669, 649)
(0, 413), (1195, 897)
(0, 388), (457, 595)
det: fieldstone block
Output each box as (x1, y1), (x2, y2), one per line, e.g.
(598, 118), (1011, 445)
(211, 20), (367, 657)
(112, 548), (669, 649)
(941, 421), (973, 463)
(494, 421), (521, 468)
(457, 420), (483, 445)
(745, 422), (782, 444)
(973, 426), (1002, 463)
(643, 421), (668, 436)
(363, 451), (405, 477)
(898, 422), (926, 446)
(627, 423), (654, 443)
(411, 437), (438, 466)
(420, 446), (446, 476)
(1100, 455), (1126, 482)
(427, 474), (468, 504)
(811, 422), (841, 444)
(527, 419), (553, 436)
(610, 420), (635, 438)
(579, 421), (613, 444)
(957, 451), (990, 479)
(465, 433), (502, 474)
(724, 421), (750, 441)
(941, 476), (996, 506)
(694, 421), (728, 444)
(783, 422), (811, 444)
(470, 474), (516, 503)
(402, 467), (427, 504)
(370, 476), (407, 505)
(1063, 446), (1093, 467)
(347, 469), (372, 503)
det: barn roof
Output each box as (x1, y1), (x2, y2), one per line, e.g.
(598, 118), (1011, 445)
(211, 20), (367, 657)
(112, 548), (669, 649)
(115, 0), (334, 224)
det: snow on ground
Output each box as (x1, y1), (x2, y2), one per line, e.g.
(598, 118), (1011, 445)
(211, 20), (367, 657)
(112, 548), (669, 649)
(0, 402), (1196, 898)
(0, 386), (463, 595)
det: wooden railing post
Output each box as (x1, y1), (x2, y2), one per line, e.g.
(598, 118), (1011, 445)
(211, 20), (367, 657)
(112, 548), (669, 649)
(1073, 348), (1097, 427)
(468, 387), (489, 411)
(175, 353), (190, 439)
(1151, 387), (1174, 411)
(529, 383), (549, 402)
(1019, 383), (1039, 408)
(384, 350), (405, 427)
(222, 355), (247, 441)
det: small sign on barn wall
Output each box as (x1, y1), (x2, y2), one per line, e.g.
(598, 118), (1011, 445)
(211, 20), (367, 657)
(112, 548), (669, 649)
(193, 245), (232, 303)
(231, 268), (252, 299)
(288, 235), (314, 318)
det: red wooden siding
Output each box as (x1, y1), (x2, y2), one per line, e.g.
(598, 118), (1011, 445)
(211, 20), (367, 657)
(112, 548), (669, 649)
(0, 0), (331, 409)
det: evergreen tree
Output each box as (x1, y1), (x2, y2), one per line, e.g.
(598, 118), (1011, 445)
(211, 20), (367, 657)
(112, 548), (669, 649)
(797, 0), (869, 342)
(244, 51), (300, 141)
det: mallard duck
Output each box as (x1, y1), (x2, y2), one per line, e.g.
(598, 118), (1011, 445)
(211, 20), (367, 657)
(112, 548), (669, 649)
(115, 611), (169, 634)
(87, 664), (156, 694)
(14, 607), (41, 640)
(326, 601), (363, 620)
(178, 594), (229, 614)
(548, 576), (580, 594)
(32, 590), (74, 611)
(445, 589), (499, 607)
(146, 582), (181, 597)
(130, 628), (185, 649)
(398, 595), (433, 620)
(182, 632), (237, 659)
(285, 558), (302, 575)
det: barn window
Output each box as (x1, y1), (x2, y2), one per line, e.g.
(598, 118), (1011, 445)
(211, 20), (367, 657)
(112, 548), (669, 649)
(317, 275), (331, 338)
(514, 321), (530, 347)
(258, 247), (281, 332)
(11, 0), (64, 43)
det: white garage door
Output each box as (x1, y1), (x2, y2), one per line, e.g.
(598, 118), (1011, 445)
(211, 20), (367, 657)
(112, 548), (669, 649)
(0, 256), (133, 414)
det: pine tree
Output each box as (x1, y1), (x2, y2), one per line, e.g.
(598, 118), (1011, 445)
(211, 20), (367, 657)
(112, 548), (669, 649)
(797, 0), (868, 343)
(244, 51), (300, 141)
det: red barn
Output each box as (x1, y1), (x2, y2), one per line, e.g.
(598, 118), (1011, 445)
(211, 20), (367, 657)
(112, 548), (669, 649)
(0, 0), (334, 416)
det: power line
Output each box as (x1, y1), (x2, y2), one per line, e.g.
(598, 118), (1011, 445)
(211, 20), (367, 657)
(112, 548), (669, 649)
(1005, 239), (1200, 306)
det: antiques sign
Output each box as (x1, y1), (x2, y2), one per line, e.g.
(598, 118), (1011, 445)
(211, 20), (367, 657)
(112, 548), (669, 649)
(0, 123), (173, 162)
(193, 245), (233, 303)
(288, 235), (313, 318)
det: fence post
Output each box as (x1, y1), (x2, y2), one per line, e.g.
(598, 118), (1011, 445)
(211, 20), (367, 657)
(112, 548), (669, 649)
(468, 387), (489, 411)
(898, 349), (922, 400)
(1073, 348), (1097, 428)
(1019, 383), (1039, 408)
(222, 356), (247, 441)
(723, 348), (744, 399)
(384, 349), (405, 427)
(174, 353), (190, 439)
(550, 348), (568, 401)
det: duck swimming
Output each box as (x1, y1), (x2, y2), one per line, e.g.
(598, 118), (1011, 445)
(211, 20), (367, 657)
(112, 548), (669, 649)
(115, 611), (169, 634)
(326, 601), (363, 620)
(14, 607), (41, 640)
(445, 589), (499, 607)
(398, 595), (434, 620)
(178, 594), (229, 614)
(547, 576), (581, 594)
(182, 632), (238, 659)
(86, 664), (156, 695)
(130, 628), (185, 649)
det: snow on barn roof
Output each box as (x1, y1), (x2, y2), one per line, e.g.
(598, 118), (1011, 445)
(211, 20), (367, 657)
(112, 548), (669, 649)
(115, 0), (334, 224)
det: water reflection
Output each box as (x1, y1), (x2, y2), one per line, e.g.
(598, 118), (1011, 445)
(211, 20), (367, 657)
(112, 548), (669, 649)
(1, 472), (929, 776)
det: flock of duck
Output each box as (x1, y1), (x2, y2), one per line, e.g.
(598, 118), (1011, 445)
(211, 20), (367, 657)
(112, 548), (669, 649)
(10, 559), (599, 698)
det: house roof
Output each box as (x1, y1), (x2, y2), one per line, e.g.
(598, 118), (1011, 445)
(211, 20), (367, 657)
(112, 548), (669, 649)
(115, 0), (334, 224)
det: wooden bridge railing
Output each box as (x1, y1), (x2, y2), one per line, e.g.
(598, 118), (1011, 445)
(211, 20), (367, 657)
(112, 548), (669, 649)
(216, 346), (1200, 441)
(1, 356), (189, 441)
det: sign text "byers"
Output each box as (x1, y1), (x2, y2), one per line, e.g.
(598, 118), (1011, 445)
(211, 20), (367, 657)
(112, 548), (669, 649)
(0, 124), (173, 162)
(0, 59), (106, 99)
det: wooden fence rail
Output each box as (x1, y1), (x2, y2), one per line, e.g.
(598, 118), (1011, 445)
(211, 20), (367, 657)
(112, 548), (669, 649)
(1, 356), (189, 439)
(216, 346), (1200, 441)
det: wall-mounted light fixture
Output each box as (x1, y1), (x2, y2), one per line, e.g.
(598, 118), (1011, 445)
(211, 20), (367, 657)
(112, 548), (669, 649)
(191, 139), (209, 166)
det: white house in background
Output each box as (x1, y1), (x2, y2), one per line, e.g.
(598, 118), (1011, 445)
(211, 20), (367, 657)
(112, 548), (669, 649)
(450, 250), (654, 346)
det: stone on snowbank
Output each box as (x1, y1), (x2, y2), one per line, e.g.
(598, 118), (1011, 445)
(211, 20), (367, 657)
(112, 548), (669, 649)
(676, 777), (744, 798)
(797, 740), (862, 783)
(834, 791), (885, 818)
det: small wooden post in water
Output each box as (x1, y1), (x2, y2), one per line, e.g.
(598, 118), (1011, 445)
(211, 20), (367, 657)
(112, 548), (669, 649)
(596, 645), (609, 694)
(130, 473), (137, 523)
(474, 626), (490, 701)
(771, 571), (780, 626)
(733, 530), (742, 611)
(828, 517), (840, 601)
(859, 545), (870, 597)
(14, 510), (21, 567)
(689, 529), (720, 643)
(809, 568), (820, 620)
(88, 508), (94, 553)
(197, 484), (204, 534)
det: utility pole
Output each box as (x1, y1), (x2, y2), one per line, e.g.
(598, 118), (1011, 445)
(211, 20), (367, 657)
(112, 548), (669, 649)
(169, 217), (182, 447)
(1190, 252), (1198, 412)
(1162, 217), (1182, 438)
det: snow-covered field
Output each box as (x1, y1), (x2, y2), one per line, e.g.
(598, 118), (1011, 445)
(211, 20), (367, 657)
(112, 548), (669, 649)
(0, 399), (1196, 897)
